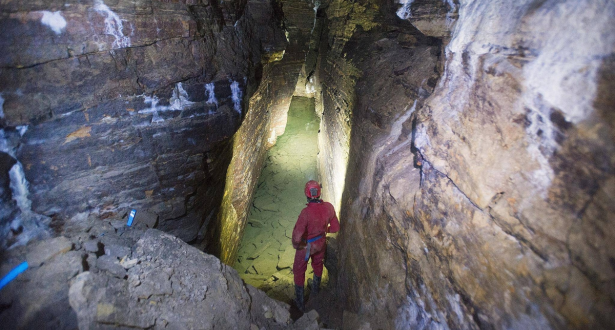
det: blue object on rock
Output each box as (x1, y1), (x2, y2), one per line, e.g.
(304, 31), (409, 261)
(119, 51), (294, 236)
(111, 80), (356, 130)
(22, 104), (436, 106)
(127, 209), (137, 226)
(0, 261), (28, 291)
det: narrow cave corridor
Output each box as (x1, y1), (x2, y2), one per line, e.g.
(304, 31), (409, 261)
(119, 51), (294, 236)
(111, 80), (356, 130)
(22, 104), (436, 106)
(0, 0), (614, 329)
(233, 96), (324, 303)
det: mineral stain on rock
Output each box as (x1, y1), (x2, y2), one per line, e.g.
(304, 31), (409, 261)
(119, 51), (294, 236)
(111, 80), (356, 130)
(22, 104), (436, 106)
(64, 126), (91, 144)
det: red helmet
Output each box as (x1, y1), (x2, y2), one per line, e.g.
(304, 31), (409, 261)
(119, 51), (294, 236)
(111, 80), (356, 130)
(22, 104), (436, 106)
(305, 180), (321, 198)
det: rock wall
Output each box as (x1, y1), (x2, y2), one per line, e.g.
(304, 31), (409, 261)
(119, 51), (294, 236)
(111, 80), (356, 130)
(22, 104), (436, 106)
(319, 0), (615, 329)
(0, 0), (287, 247)
(316, 0), (442, 326)
(315, 0), (380, 212)
(209, 0), (317, 265)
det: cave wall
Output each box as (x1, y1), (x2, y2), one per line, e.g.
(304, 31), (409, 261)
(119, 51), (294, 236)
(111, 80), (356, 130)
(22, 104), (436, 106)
(315, 0), (380, 212)
(316, 0), (443, 326)
(209, 0), (317, 265)
(319, 0), (615, 329)
(0, 0), (287, 247)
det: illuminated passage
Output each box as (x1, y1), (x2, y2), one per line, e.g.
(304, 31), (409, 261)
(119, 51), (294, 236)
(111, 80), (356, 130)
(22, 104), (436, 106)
(233, 96), (324, 302)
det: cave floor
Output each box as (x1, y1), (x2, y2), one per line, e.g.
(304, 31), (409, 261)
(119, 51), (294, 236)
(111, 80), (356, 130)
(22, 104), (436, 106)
(232, 96), (327, 305)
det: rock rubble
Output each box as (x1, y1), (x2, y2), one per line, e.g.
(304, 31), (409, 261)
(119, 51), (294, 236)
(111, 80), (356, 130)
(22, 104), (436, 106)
(0, 216), (327, 329)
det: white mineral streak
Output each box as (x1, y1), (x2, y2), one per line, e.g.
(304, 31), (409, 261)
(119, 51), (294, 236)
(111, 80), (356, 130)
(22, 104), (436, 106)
(444, 0), (457, 27)
(41, 11), (67, 34)
(139, 95), (169, 123)
(1, 128), (49, 249)
(386, 100), (417, 158)
(396, 0), (414, 19)
(94, 0), (131, 49)
(0, 128), (31, 213)
(205, 83), (219, 107)
(169, 82), (194, 110)
(306, 77), (316, 95)
(361, 100), (417, 195)
(139, 83), (195, 123)
(230, 80), (243, 114)
(395, 287), (450, 330)
(521, 1), (615, 124)
(421, 0), (615, 203)
(0, 94), (4, 119)
(446, 294), (465, 324)
(17, 125), (28, 137)
(312, 1), (320, 33)
(9, 163), (32, 213)
(0, 129), (11, 156)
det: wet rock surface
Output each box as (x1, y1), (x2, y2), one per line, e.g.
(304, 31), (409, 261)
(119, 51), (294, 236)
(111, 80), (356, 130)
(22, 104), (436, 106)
(0, 216), (334, 329)
(233, 96), (324, 304)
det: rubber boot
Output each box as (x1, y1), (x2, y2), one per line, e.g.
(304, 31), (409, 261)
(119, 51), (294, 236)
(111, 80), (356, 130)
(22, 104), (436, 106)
(312, 275), (321, 295)
(295, 285), (305, 312)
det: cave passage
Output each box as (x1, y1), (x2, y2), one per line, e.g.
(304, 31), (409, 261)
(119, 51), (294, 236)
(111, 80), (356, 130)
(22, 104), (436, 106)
(232, 96), (324, 302)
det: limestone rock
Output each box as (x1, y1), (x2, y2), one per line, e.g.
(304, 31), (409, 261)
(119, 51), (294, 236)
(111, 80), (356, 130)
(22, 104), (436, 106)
(132, 269), (173, 299)
(70, 228), (296, 329)
(1, 242), (80, 329)
(110, 220), (126, 230)
(292, 310), (320, 330)
(342, 311), (371, 330)
(324, 237), (338, 288)
(32, 251), (84, 282)
(103, 243), (131, 259)
(83, 240), (102, 254)
(26, 236), (73, 267)
(246, 285), (292, 326)
(119, 257), (139, 269)
(134, 209), (159, 228)
(96, 255), (127, 279)
(395, 0), (458, 38)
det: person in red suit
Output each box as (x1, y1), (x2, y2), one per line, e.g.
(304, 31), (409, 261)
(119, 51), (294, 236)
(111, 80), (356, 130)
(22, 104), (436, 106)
(292, 180), (340, 311)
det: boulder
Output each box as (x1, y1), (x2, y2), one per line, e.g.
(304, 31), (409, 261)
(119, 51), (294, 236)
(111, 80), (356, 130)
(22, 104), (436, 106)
(83, 240), (102, 254)
(292, 310), (320, 330)
(134, 210), (159, 228)
(96, 255), (126, 279)
(246, 285), (291, 326)
(103, 243), (131, 259)
(70, 229), (297, 329)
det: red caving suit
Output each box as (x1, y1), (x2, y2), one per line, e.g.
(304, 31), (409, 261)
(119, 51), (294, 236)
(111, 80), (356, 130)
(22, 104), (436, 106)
(292, 200), (340, 286)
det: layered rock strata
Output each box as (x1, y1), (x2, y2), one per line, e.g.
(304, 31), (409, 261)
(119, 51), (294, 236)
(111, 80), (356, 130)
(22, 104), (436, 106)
(0, 0), (286, 246)
(319, 0), (615, 329)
